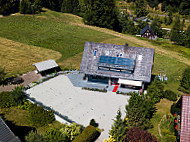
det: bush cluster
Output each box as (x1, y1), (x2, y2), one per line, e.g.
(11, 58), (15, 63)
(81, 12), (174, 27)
(73, 125), (100, 142)
(27, 104), (55, 127)
(126, 127), (158, 142)
(0, 92), (13, 108)
(164, 90), (178, 101)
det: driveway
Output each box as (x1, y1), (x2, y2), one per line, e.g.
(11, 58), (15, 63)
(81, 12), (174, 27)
(26, 75), (130, 141)
(0, 71), (41, 93)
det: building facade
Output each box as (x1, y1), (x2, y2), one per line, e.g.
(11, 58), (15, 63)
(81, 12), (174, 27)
(80, 42), (154, 92)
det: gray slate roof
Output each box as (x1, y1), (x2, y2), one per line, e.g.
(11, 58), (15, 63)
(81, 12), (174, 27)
(80, 42), (154, 82)
(140, 25), (155, 36)
(0, 117), (21, 142)
(33, 59), (59, 72)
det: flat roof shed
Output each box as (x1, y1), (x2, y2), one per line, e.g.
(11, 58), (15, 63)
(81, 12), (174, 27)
(33, 59), (59, 73)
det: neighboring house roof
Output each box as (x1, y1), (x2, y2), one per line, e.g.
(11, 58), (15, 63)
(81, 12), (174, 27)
(0, 117), (21, 142)
(33, 59), (59, 72)
(180, 95), (190, 142)
(80, 42), (154, 82)
(140, 25), (155, 36)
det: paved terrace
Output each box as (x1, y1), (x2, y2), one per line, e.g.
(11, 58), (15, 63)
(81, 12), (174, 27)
(26, 75), (130, 141)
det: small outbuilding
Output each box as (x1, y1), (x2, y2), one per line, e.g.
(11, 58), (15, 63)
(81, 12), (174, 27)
(33, 60), (61, 76)
(140, 25), (157, 40)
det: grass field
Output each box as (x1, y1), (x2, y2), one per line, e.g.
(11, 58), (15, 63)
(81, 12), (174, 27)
(0, 37), (61, 77)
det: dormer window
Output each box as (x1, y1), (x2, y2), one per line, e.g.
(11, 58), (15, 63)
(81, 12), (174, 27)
(120, 53), (122, 57)
(94, 50), (97, 56)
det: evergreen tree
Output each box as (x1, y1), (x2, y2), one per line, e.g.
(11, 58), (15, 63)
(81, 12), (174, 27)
(83, 0), (120, 31)
(61, 0), (79, 14)
(167, 6), (173, 25)
(151, 15), (162, 37)
(181, 19), (185, 32)
(180, 67), (190, 91)
(161, 1), (167, 11)
(0, 0), (19, 15)
(172, 14), (181, 32)
(134, 0), (148, 17)
(184, 26), (190, 48)
(147, 77), (164, 104)
(125, 92), (156, 130)
(109, 109), (126, 142)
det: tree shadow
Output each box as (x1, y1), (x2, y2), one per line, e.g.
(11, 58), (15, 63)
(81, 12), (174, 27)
(5, 120), (36, 142)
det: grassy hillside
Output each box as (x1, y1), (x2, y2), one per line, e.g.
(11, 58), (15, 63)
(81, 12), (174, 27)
(0, 10), (115, 61)
(0, 9), (189, 91)
(0, 37), (61, 77)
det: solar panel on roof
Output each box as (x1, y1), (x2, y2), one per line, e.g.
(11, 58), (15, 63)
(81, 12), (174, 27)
(99, 55), (135, 67)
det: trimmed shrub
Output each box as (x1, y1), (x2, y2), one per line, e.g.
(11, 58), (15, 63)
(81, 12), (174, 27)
(89, 119), (99, 127)
(0, 92), (13, 108)
(164, 90), (178, 101)
(27, 104), (55, 127)
(73, 125), (100, 142)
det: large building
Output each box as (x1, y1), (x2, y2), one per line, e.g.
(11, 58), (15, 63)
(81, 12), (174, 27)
(80, 42), (154, 92)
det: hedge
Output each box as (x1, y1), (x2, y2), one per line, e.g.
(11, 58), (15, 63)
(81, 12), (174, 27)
(73, 125), (100, 142)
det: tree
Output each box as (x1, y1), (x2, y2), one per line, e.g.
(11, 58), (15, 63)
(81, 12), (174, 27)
(83, 0), (120, 31)
(11, 86), (27, 106)
(134, 0), (148, 17)
(0, 0), (19, 15)
(184, 26), (190, 48)
(0, 66), (6, 84)
(109, 109), (127, 141)
(61, 0), (79, 14)
(167, 6), (173, 25)
(147, 77), (164, 104)
(151, 15), (162, 37)
(172, 14), (181, 32)
(125, 92), (155, 130)
(20, 0), (42, 14)
(125, 127), (158, 142)
(180, 67), (190, 93)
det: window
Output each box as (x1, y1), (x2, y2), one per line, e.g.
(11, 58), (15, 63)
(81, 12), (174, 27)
(94, 50), (97, 56)
(120, 53), (122, 57)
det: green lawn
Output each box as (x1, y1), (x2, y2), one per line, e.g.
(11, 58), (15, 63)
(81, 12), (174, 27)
(0, 10), (115, 62)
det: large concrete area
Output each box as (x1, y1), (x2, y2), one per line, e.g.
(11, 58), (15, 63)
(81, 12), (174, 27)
(26, 75), (130, 141)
